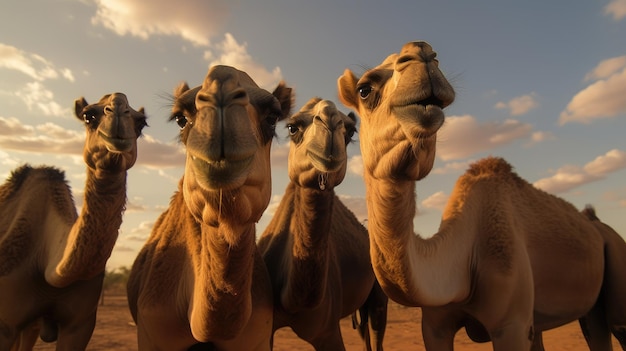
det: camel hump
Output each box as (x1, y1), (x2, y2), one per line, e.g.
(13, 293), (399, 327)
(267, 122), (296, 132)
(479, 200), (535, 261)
(581, 204), (599, 221)
(0, 164), (66, 202)
(466, 157), (513, 177)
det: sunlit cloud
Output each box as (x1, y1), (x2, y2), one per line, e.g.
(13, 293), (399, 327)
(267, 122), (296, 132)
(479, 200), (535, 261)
(90, 0), (230, 47)
(347, 155), (363, 177)
(0, 116), (35, 136)
(15, 82), (71, 118)
(584, 55), (626, 81)
(560, 61), (626, 125)
(605, 0), (626, 20)
(124, 221), (154, 242)
(337, 194), (368, 223)
(420, 191), (448, 211)
(494, 92), (539, 116)
(135, 134), (185, 169)
(204, 33), (283, 89)
(0, 119), (83, 154)
(534, 149), (626, 194)
(437, 115), (533, 161)
(0, 43), (75, 82)
(432, 160), (471, 175)
(524, 131), (556, 147)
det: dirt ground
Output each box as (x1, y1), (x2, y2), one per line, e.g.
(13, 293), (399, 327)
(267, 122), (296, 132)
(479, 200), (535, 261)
(33, 291), (620, 350)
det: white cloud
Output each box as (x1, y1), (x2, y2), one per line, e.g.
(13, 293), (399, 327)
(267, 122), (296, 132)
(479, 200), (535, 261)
(524, 131), (556, 147)
(91, 0), (230, 47)
(0, 119), (84, 155)
(14, 82), (71, 118)
(0, 116), (35, 136)
(337, 194), (368, 223)
(534, 149), (626, 194)
(347, 155), (363, 177)
(583, 149), (626, 176)
(136, 134), (185, 169)
(270, 141), (289, 169)
(437, 115), (533, 161)
(605, 0), (626, 20)
(124, 221), (154, 242)
(560, 65), (626, 125)
(204, 33), (283, 89)
(494, 92), (539, 116)
(584, 56), (626, 81)
(432, 160), (471, 175)
(0, 43), (75, 82)
(420, 191), (448, 211)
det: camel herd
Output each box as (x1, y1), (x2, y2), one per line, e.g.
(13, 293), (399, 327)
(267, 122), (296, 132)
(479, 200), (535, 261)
(0, 41), (625, 351)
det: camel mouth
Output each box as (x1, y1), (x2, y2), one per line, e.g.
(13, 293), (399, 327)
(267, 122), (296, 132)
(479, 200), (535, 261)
(393, 101), (445, 137)
(99, 132), (134, 153)
(307, 151), (344, 174)
(189, 155), (254, 190)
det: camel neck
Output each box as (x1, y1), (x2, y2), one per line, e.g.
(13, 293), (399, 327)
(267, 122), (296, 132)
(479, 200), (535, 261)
(278, 182), (334, 312)
(45, 168), (127, 288)
(364, 172), (472, 307)
(188, 219), (257, 341)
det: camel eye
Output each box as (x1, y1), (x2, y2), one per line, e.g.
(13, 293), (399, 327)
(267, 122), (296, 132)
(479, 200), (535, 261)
(83, 113), (96, 124)
(287, 124), (299, 136)
(175, 115), (188, 129)
(358, 85), (373, 99)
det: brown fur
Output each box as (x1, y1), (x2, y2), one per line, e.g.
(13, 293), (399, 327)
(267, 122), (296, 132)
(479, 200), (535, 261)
(258, 98), (388, 351)
(338, 41), (626, 351)
(0, 93), (146, 351)
(127, 66), (292, 351)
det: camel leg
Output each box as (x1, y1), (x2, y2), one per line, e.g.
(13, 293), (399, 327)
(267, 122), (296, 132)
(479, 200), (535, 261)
(530, 331), (545, 351)
(12, 321), (40, 351)
(421, 307), (459, 351)
(366, 281), (388, 351)
(309, 325), (346, 351)
(579, 300), (613, 351)
(53, 311), (96, 351)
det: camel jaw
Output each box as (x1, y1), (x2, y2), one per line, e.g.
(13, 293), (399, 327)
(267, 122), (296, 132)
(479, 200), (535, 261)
(99, 131), (134, 153)
(189, 154), (254, 190)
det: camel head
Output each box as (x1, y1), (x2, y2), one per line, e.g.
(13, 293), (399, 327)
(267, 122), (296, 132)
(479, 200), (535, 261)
(75, 93), (147, 173)
(338, 41), (455, 181)
(170, 65), (293, 224)
(286, 97), (356, 191)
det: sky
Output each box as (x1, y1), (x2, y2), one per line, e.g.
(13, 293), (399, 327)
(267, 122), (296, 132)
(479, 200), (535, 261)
(1, 0), (625, 270)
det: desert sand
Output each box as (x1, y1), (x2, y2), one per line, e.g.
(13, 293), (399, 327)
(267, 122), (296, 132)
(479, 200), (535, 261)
(32, 291), (620, 350)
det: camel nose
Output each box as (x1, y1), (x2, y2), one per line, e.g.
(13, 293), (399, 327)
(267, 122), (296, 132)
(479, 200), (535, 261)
(313, 100), (341, 130)
(197, 66), (248, 108)
(104, 93), (130, 116)
(394, 41), (438, 71)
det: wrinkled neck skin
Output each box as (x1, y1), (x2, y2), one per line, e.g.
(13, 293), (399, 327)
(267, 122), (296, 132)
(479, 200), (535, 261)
(182, 178), (260, 342)
(364, 171), (472, 307)
(281, 182), (334, 312)
(45, 167), (127, 288)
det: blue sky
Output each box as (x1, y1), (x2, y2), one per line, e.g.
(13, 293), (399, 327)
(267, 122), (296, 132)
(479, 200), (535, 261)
(1, 0), (625, 270)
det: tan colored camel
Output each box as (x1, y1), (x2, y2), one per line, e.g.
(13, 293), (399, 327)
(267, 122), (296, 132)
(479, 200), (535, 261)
(337, 41), (626, 350)
(127, 65), (293, 351)
(0, 93), (147, 350)
(257, 98), (388, 351)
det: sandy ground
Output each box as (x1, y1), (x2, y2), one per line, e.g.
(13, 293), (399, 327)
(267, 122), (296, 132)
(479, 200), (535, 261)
(33, 292), (620, 350)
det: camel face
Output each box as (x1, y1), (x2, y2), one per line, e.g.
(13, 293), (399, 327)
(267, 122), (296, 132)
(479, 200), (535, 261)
(287, 98), (356, 190)
(171, 65), (292, 222)
(75, 93), (147, 173)
(338, 41), (455, 181)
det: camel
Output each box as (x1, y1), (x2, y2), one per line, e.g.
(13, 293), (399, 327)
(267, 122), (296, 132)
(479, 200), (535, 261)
(126, 65), (293, 351)
(257, 98), (388, 351)
(337, 40), (626, 350)
(0, 92), (147, 350)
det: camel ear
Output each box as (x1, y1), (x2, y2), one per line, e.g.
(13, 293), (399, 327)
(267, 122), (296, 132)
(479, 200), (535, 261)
(337, 69), (359, 109)
(138, 107), (145, 115)
(174, 82), (190, 99)
(272, 81), (294, 121)
(74, 97), (88, 121)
